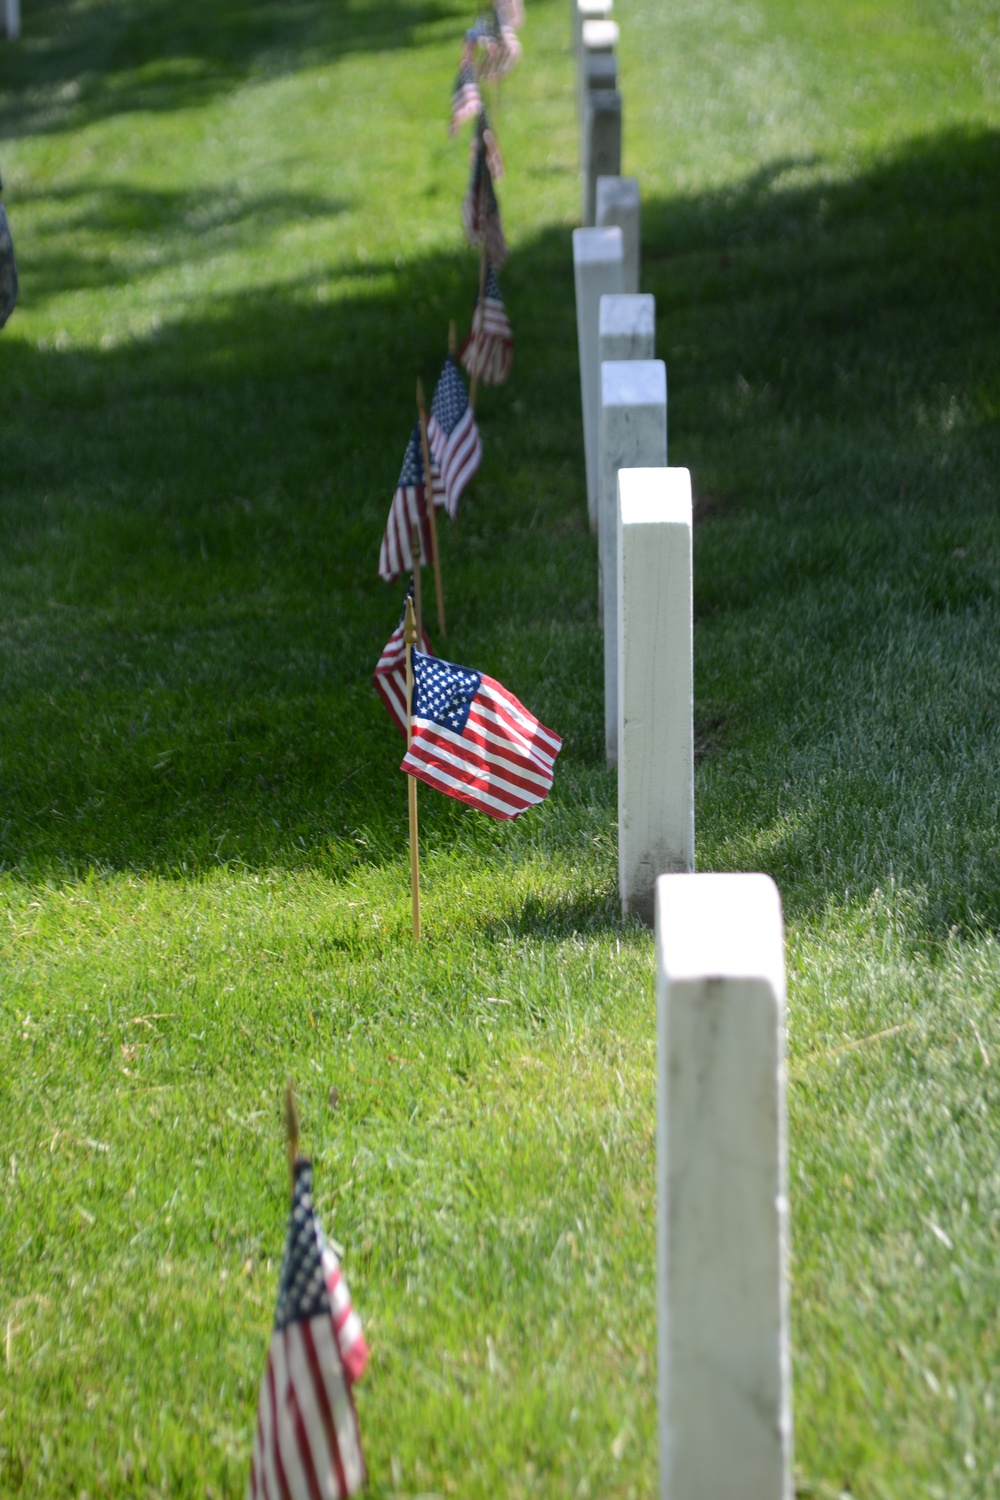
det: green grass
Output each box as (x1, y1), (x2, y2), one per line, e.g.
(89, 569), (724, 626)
(1, 0), (999, 1495)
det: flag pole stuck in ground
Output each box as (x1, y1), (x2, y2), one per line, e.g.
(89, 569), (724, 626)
(411, 524), (423, 641)
(416, 379), (446, 637)
(404, 595), (422, 940)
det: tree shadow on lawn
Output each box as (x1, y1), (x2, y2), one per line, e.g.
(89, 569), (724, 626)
(7, 181), (353, 302)
(1, 125), (998, 945)
(0, 0), (469, 143)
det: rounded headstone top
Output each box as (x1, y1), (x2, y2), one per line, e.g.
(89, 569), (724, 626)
(582, 18), (619, 48)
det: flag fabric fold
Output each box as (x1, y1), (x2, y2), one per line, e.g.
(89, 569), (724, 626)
(400, 649), (562, 820)
(374, 585), (433, 736)
(379, 422), (437, 583)
(427, 356), (482, 519)
(461, 116), (506, 269)
(247, 1158), (368, 1500)
(460, 261), (513, 387)
(450, 52), (482, 134)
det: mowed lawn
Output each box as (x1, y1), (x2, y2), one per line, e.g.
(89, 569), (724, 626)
(1, 0), (999, 1495)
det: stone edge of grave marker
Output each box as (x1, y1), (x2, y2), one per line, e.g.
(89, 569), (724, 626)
(3, 0), (20, 40)
(600, 367), (666, 766)
(573, 0), (612, 57)
(655, 871), (793, 1500)
(572, 225), (624, 533)
(599, 292), (655, 362)
(581, 17), (619, 48)
(577, 16), (619, 129)
(582, 89), (622, 227)
(596, 176), (640, 295)
(617, 465), (691, 913)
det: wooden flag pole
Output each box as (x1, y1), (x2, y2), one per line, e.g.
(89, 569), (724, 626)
(284, 1080), (299, 1192)
(448, 319), (457, 359)
(416, 378), (446, 637)
(404, 595), (421, 942)
(469, 243), (489, 415)
(410, 522), (423, 641)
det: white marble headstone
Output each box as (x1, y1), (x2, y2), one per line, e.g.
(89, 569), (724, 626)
(655, 872), (793, 1500)
(573, 226), (624, 532)
(596, 176), (640, 294)
(617, 467), (693, 917)
(600, 361), (667, 766)
(582, 90), (622, 227)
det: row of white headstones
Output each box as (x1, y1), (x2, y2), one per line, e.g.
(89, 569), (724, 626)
(1, 0), (19, 41)
(571, 7), (794, 1498)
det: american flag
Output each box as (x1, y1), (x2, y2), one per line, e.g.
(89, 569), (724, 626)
(373, 585), (433, 736)
(378, 421), (440, 582)
(450, 54), (481, 134)
(495, 0), (525, 30)
(461, 118), (506, 269)
(460, 261), (513, 387)
(478, 6), (522, 78)
(427, 356), (482, 519)
(400, 649), (562, 820)
(247, 1159), (368, 1500)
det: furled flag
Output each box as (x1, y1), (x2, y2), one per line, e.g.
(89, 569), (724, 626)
(495, 0), (525, 30)
(427, 355), (482, 519)
(461, 116), (506, 269)
(460, 261), (513, 387)
(477, 6), (522, 78)
(373, 584), (433, 737)
(400, 649), (562, 820)
(450, 47), (482, 134)
(378, 421), (439, 582)
(247, 1158), (368, 1500)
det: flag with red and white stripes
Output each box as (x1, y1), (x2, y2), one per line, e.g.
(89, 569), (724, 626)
(378, 421), (439, 582)
(450, 52), (481, 134)
(373, 585), (433, 736)
(247, 1159), (368, 1500)
(400, 650), (562, 820)
(461, 117), (506, 269)
(460, 262), (513, 387)
(427, 355), (482, 519)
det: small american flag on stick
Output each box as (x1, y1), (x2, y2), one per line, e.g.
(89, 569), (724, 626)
(400, 649), (562, 820)
(450, 51), (482, 134)
(374, 586), (433, 737)
(427, 355), (482, 519)
(379, 421), (441, 582)
(460, 261), (513, 387)
(247, 1158), (368, 1500)
(461, 116), (506, 269)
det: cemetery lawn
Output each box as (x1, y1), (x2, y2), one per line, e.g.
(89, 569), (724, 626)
(1, 0), (998, 1494)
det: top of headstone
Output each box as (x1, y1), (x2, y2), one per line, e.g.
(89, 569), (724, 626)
(655, 873), (785, 992)
(601, 358), (666, 407)
(582, 18), (619, 47)
(596, 176), (640, 213)
(618, 466), (690, 527)
(572, 225), (624, 264)
(577, 0), (612, 16)
(600, 293), (654, 339)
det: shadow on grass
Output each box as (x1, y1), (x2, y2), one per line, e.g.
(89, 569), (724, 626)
(1, 125), (999, 945)
(0, 0), (468, 142)
(8, 182), (354, 301)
